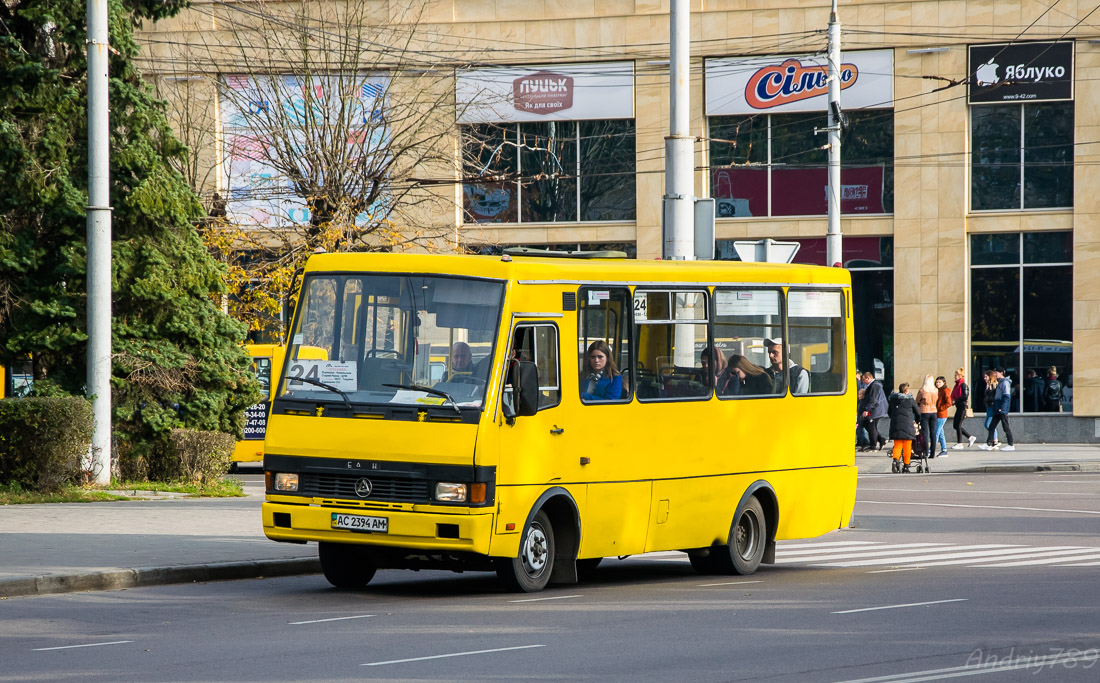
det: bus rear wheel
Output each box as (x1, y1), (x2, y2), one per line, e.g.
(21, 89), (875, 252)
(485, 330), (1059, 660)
(318, 541), (377, 589)
(497, 510), (554, 592)
(714, 496), (767, 575)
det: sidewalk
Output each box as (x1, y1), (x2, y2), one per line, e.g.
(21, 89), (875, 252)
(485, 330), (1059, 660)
(855, 442), (1100, 474)
(0, 477), (317, 598)
(3, 445), (1100, 599)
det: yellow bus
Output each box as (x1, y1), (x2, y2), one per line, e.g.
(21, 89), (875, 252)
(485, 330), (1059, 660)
(262, 252), (857, 592)
(231, 344), (283, 467)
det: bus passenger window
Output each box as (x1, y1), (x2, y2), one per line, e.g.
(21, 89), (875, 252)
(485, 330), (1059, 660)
(578, 287), (632, 402)
(713, 288), (785, 398)
(633, 290), (709, 401)
(788, 289), (847, 395)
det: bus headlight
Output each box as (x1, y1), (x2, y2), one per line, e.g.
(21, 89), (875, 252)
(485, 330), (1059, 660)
(435, 482), (468, 502)
(274, 473), (299, 492)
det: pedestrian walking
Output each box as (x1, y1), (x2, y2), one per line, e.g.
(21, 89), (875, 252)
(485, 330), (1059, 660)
(857, 371), (888, 452)
(980, 367), (1016, 451)
(887, 382), (921, 473)
(950, 367), (976, 449)
(982, 369), (999, 447)
(915, 374), (937, 459)
(934, 376), (951, 456)
(1044, 366), (1064, 413)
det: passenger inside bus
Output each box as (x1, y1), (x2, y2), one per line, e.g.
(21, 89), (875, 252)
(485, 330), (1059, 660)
(765, 338), (810, 395)
(719, 354), (773, 396)
(699, 344), (726, 388)
(580, 340), (623, 401)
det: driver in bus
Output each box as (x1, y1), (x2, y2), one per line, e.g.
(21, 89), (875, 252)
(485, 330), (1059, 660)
(765, 337), (810, 395)
(447, 342), (474, 380)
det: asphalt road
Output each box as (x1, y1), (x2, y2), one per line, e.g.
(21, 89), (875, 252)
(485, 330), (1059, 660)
(2, 472), (1099, 682)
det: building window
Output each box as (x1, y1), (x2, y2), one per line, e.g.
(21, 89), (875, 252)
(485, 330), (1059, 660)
(971, 102), (1073, 211)
(709, 111), (893, 218)
(970, 232), (1072, 413)
(462, 120), (636, 223)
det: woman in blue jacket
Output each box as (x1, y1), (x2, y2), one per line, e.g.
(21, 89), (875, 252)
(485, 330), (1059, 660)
(580, 340), (623, 401)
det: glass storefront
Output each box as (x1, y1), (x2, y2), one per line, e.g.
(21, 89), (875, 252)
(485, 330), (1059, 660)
(970, 231), (1073, 413)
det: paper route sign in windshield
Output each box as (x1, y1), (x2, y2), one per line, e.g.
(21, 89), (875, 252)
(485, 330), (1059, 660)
(286, 360), (357, 392)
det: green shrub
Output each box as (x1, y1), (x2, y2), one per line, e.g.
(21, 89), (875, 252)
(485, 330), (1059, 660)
(0, 397), (94, 492)
(166, 428), (235, 487)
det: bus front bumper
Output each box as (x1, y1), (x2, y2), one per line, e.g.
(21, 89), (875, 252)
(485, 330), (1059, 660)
(262, 501), (495, 556)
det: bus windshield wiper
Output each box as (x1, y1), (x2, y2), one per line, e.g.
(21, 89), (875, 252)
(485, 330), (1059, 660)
(287, 376), (353, 412)
(383, 383), (462, 414)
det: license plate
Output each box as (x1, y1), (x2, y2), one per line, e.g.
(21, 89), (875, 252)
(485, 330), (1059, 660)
(331, 513), (388, 533)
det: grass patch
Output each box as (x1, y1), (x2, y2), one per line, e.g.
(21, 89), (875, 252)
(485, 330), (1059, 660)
(0, 482), (131, 505)
(0, 476), (245, 504)
(111, 477), (246, 498)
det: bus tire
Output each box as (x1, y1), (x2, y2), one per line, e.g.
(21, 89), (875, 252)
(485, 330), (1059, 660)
(714, 496), (767, 575)
(497, 510), (554, 592)
(318, 542), (377, 589)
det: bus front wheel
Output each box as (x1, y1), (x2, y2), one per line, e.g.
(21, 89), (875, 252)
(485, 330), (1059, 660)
(715, 496), (767, 575)
(497, 510), (555, 592)
(318, 541), (377, 589)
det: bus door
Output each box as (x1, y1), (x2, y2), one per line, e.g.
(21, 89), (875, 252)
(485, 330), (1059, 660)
(497, 321), (576, 519)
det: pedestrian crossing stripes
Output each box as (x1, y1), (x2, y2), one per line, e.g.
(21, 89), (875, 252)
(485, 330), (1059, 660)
(624, 540), (1100, 568)
(774, 540), (1100, 568)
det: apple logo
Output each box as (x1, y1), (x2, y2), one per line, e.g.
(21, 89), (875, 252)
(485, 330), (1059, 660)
(975, 60), (999, 87)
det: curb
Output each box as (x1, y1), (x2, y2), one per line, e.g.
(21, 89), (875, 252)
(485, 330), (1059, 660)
(0, 557), (320, 598)
(856, 462), (1100, 475)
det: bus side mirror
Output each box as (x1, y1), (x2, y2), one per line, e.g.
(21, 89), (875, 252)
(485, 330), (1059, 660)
(503, 361), (539, 419)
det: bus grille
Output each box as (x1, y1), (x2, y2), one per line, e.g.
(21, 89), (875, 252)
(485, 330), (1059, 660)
(298, 473), (430, 503)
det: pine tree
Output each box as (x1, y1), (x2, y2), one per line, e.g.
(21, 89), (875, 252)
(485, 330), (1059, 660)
(0, 0), (260, 468)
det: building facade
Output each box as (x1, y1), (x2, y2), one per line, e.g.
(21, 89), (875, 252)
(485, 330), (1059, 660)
(138, 0), (1100, 440)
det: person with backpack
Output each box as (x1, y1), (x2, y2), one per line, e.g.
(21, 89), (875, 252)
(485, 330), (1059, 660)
(1023, 368), (1044, 412)
(1044, 366), (1064, 413)
(950, 367), (977, 449)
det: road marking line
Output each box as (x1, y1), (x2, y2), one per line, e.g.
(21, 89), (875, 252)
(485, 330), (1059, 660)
(867, 567), (922, 574)
(650, 557), (689, 562)
(289, 614), (375, 625)
(779, 542), (950, 557)
(859, 500), (1100, 515)
(974, 552), (1100, 567)
(508, 594), (581, 603)
(836, 648), (1100, 682)
(863, 487), (1095, 497)
(900, 547), (1099, 567)
(833, 598), (967, 614)
(778, 541), (877, 550)
(33, 641), (134, 651)
(362, 644), (545, 666)
(779, 544), (1015, 565)
(1057, 560), (1100, 566)
(816, 547), (1080, 568)
(697, 580), (763, 587)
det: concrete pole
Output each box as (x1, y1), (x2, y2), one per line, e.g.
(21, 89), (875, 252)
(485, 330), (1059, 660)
(86, 0), (113, 485)
(663, 0), (694, 261)
(826, 0), (843, 268)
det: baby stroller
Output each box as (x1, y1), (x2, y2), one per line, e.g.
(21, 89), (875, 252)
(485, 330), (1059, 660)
(892, 423), (931, 474)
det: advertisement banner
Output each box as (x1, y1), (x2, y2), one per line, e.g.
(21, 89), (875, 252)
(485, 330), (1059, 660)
(968, 41), (1074, 104)
(705, 50), (893, 115)
(457, 62), (634, 123)
(712, 165), (886, 217)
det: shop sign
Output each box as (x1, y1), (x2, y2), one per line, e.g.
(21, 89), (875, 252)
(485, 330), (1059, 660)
(705, 50), (893, 115)
(968, 41), (1073, 104)
(457, 62), (634, 123)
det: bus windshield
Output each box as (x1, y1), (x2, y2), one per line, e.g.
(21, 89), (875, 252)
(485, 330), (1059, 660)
(278, 274), (504, 410)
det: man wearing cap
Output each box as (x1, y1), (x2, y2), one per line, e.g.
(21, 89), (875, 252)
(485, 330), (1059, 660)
(765, 337), (810, 395)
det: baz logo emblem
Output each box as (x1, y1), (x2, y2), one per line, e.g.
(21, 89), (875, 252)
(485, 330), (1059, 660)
(354, 478), (373, 498)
